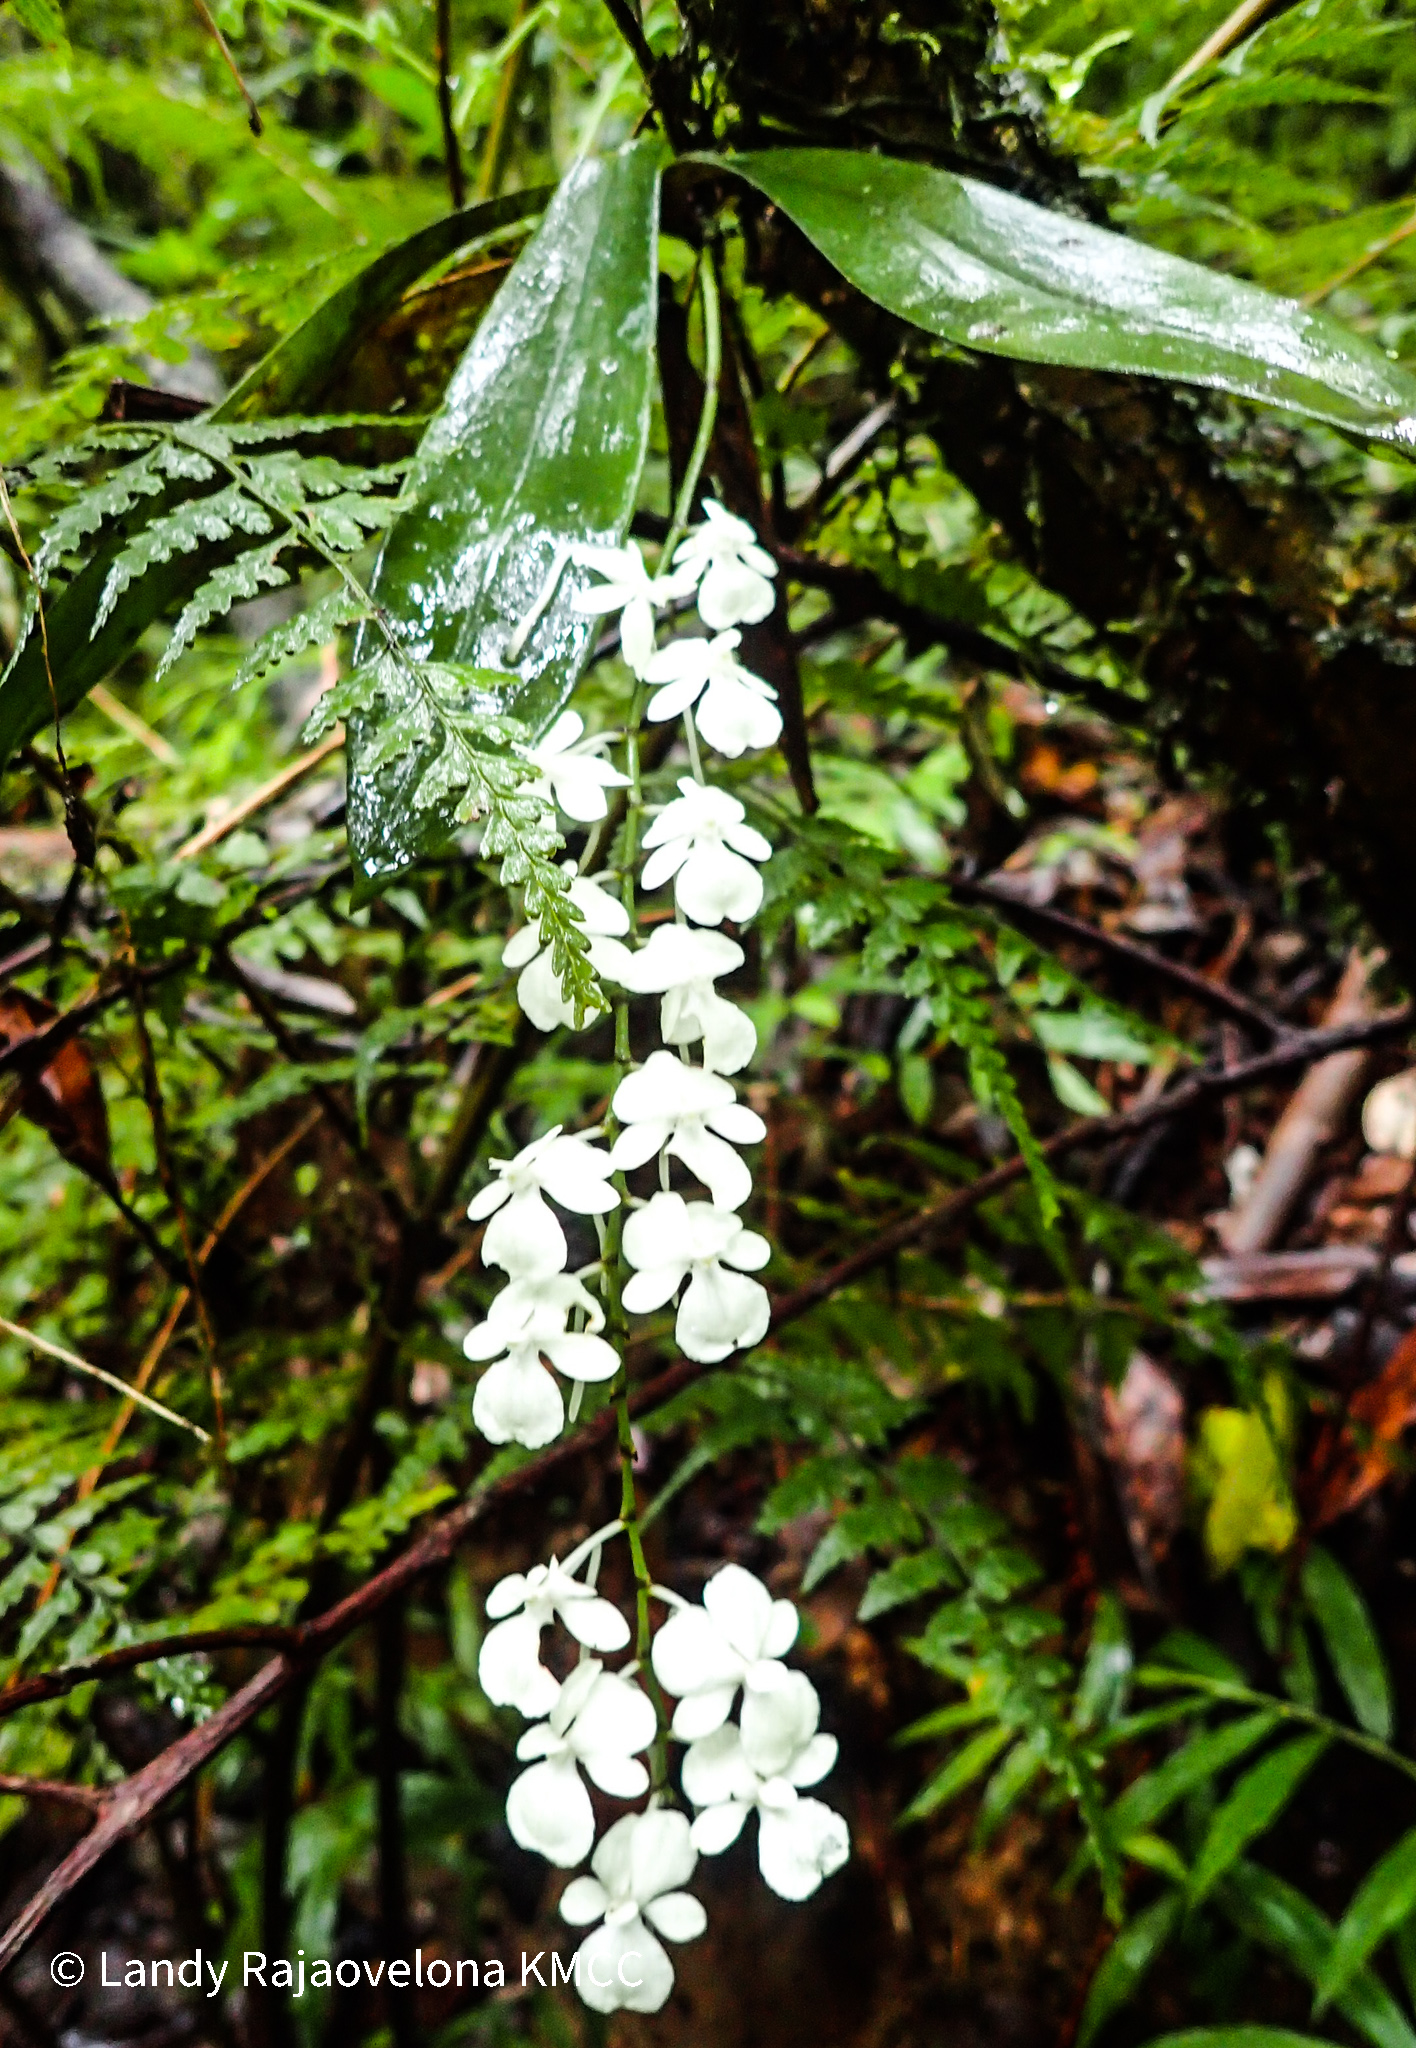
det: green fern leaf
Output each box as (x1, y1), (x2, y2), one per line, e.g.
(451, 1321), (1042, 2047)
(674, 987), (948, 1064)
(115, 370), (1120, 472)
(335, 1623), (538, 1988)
(94, 484), (275, 635)
(33, 455), (167, 582)
(159, 542), (295, 678)
(231, 586), (371, 690)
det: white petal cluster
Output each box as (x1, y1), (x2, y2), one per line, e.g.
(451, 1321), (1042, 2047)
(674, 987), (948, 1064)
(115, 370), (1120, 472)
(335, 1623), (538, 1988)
(522, 710), (630, 824)
(506, 1657), (657, 1867)
(468, 1125), (618, 1277)
(644, 630), (782, 757)
(465, 1272), (620, 1448)
(624, 1193), (771, 1364)
(672, 501), (778, 630)
(465, 1126), (619, 1444)
(561, 1809), (706, 2014)
(570, 540), (696, 676)
(610, 1051), (764, 1211)
(642, 777), (772, 926)
(481, 1551), (630, 1716)
(619, 924), (756, 1075)
(657, 1567), (850, 1901)
(469, 508), (846, 2017)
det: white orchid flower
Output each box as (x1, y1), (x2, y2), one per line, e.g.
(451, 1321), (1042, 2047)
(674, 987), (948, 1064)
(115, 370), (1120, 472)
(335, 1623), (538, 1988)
(468, 1125), (619, 1278)
(618, 924), (756, 1074)
(682, 1669), (841, 1887)
(503, 865), (633, 1033)
(651, 1562), (799, 1739)
(641, 778), (773, 926)
(570, 540), (696, 677)
(609, 1051), (764, 1211)
(479, 1526), (631, 1717)
(522, 710), (630, 824)
(621, 1192), (770, 1363)
(672, 501), (778, 630)
(505, 1659), (657, 1868)
(643, 630), (782, 759)
(466, 1272), (621, 1448)
(560, 1809), (707, 2014)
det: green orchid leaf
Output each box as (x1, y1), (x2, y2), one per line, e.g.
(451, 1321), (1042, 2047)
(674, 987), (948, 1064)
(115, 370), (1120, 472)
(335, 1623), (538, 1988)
(706, 148), (1416, 446)
(348, 135), (664, 888)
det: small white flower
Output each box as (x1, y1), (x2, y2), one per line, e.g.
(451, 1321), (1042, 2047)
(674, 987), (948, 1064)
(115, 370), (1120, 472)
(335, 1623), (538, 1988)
(503, 865), (633, 1033)
(683, 1670), (842, 1893)
(618, 924), (756, 1074)
(570, 541), (696, 676)
(480, 1550), (631, 1718)
(685, 1700), (849, 1900)
(610, 1051), (765, 1210)
(506, 1659), (657, 1868)
(641, 778), (773, 926)
(522, 710), (630, 824)
(466, 1272), (621, 1448)
(560, 1809), (706, 2014)
(651, 1562), (799, 1739)
(622, 1192), (770, 1363)
(468, 1126), (619, 1278)
(672, 501), (778, 630)
(643, 631), (782, 759)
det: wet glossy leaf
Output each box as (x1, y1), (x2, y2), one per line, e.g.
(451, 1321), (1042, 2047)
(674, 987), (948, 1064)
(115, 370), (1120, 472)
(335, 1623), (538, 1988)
(351, 138), (663, 885)
(1302, 1543), (1393, 1739)
(712, 149), (1416, 445)
(1147, 2032), (1346, 2048)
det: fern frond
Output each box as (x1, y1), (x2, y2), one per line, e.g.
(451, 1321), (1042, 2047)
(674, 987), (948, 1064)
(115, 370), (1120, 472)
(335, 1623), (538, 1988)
(33, 454), (166, 582)
(159, 543), (295, 679)
(94, 484), (276, 635)
(231, 586), (370, 690)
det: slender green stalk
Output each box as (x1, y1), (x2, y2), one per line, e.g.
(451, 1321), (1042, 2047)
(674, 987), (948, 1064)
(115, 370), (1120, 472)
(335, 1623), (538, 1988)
(1135, 1665), (1416, 1788)
(661, 248), (722, 566)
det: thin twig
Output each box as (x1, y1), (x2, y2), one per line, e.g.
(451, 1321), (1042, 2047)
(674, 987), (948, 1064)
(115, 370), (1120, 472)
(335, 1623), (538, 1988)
(951, 875), (1289, 1040)
(190, 0), (264, 133)
(128, 974), (225, 1447)
(89, 684), (179, 767)
(434, 0), (467, 209)
(0, 1315), (210, 1441)
(599, 0), (686, 149)
(1305, 203), (1416, 306)
(175, 727), (345, 862)
(475, 0), (532, 201)
(30, 1106), (324, 1612)
(0, 1775), (108, 1811)
(1147, 0), (1295, 120)
(768, 1005), (1415, 1328)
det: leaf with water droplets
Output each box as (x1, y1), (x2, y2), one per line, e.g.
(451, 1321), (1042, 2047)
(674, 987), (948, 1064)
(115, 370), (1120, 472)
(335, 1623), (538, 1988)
(708, 149), (1416, 446)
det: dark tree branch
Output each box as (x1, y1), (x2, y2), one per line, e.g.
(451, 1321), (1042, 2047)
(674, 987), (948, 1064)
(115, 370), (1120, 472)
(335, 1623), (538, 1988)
(434, 0), (467, 209)
(950, 874), (1290, 1041)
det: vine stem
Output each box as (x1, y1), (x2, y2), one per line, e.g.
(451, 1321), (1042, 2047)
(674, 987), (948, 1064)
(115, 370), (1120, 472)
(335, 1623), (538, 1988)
(1135, 1665), (1416, 1788)
(661, 248), (721, 567)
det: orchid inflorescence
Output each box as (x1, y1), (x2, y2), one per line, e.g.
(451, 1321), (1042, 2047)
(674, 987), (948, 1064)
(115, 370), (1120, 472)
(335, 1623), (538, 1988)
(461, 506), (849, 2010)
